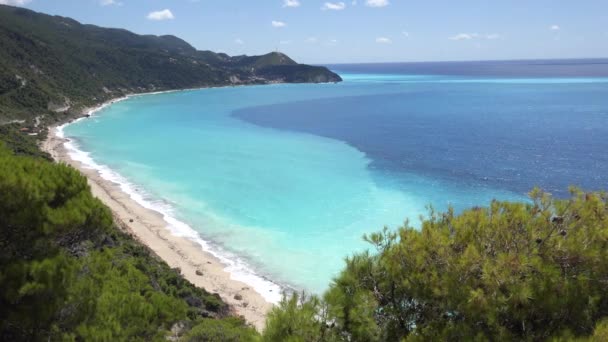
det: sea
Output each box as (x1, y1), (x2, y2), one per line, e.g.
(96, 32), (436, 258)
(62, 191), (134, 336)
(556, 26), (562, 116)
(60, 59), (608, 301)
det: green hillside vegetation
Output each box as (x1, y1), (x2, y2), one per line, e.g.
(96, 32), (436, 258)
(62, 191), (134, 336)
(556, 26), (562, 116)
(0, 144), (259, 341)
(263, 189), (608, 341)
(0, 4), (340, 126)
(0, 123), (50, 159)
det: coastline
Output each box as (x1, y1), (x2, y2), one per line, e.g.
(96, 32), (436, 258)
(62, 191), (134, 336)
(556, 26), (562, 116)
(42, 93), (277, 331)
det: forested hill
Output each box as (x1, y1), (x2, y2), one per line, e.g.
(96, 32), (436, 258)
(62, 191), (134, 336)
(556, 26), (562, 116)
(0, 4), (341, 124)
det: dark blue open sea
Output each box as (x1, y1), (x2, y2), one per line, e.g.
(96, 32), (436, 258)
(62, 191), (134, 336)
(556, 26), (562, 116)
(63, 59), (608, 296)
(238, 59), (608, 198)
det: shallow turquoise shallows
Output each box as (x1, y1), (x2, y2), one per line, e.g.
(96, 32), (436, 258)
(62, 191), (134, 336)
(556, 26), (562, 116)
(62, 64), (608, 298)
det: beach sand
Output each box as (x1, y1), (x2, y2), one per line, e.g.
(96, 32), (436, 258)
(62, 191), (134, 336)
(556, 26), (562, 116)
(42, 120), (274, 331)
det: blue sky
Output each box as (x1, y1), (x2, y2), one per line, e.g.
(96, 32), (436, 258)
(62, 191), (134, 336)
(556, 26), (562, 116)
(4, 0), (608, 64)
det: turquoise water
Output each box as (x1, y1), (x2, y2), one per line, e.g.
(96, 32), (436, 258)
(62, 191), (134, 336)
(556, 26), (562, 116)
(62, 62), (608, 297)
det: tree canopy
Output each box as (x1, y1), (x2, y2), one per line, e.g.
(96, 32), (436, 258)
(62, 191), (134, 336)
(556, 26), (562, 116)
(264, 189), (608, 341)
(0, 144), (259, 340)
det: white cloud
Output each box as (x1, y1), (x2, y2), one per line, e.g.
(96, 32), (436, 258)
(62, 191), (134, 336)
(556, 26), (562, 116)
(100, 0), (123, 6)
(449, 33), (477, 41)
(280, 40), (292, 45)
(365, 0), (389, 7)
(402, 31), (410, 37)
(272, 20), (287, 27)
(449, 33), (500, 41)
(147, 9), (175, 21)
(234, 38), (244, 45)
(376, 37), (392, 44)
(0, 0), (31, 6)
(283, 0), (300, 7)
(550, 25), (560, 31)
(305, 37), (318, 43)
(321, 2), (346, 10)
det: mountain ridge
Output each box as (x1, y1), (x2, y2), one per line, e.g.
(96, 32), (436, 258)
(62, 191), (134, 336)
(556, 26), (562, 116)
(0, 4), (341, 126)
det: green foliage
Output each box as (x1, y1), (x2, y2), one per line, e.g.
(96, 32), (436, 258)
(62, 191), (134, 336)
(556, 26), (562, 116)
(264, 189), (608, 341)
(118, 242), (226, 316)
(0, 124), (50, 159)
(183, 318), (259, 342)
(264, 293), (340, 342)
(0, 144), (259, 340)
(65, 248), (188, 341)
(0, 143), (111, 339)
(588, 319), (608, 341)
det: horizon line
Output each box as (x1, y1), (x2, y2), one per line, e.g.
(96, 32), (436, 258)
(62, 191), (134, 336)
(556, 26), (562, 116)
(316, 56), (608, 66)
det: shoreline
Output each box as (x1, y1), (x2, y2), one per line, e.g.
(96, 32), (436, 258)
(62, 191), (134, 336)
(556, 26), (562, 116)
(42, 93), (278, 331)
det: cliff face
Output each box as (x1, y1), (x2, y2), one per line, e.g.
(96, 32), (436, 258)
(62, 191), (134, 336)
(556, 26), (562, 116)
(0, 5), (341, 123)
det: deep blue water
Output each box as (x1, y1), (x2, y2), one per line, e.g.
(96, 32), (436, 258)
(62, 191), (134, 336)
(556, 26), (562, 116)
(328, 58), (608, 77)
(63, 59), (608, 296)
(237, 60), (608, 198)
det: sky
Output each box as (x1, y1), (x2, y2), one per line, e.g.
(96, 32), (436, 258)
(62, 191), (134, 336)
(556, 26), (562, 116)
(2, 0), (608, 64)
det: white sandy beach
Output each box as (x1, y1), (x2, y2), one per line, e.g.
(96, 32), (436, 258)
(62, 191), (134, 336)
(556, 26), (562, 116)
(42, 102), (275, 331)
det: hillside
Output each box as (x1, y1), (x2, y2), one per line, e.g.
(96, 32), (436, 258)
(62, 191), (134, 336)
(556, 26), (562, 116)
(0, 4), (341, 126)
(0, 144), (260, 340)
